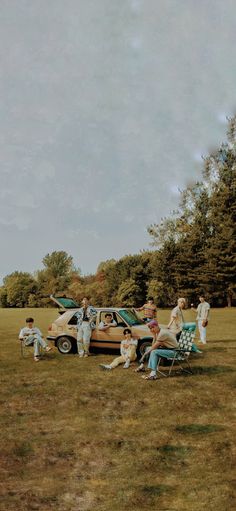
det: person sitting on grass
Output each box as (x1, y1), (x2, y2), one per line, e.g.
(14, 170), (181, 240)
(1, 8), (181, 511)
(19, 317), (52, 362)
(98, 313), (117, 331)
(99, 328), (138, 370)
(139, 320), (178, 380)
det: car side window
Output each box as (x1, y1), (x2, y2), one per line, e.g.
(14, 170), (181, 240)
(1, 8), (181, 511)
(116, 313), (127, 328)
(100, 312), (118, 324)
(68, 314), (78, 325)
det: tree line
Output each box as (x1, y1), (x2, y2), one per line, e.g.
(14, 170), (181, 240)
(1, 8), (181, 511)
(1, 117), (236, 308)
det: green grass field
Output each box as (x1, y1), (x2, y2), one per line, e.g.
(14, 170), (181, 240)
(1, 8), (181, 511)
(1, 308), (236, 511)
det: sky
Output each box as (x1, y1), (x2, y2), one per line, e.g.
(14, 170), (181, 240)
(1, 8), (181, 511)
(1, 0), (236, 282)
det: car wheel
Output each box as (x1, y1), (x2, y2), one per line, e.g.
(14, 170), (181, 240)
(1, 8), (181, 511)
(56, 336), (74, 354)
(137, 339), (152, 359)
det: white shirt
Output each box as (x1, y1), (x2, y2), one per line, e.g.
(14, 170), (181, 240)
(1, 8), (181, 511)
(196, 302), (210, 321)
(120, 338), (138, 356)
(98, 320), (117, 330)
(19, 327), (42, 339)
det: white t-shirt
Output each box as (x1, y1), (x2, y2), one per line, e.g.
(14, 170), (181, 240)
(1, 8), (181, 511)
(19, 327), (42, 339)
(98, 320), (117, 330)
(120, 338), (138, 356)
(196, 302), (210, 321)
(154, 328), (179, 349)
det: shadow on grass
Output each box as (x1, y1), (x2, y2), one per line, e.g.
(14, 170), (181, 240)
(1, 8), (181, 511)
(210, 339), (236, 343)
(158, 444), (193, 456)
(193, 365), (236, 375)
(141, 484), (174, 497)
(207, 347), (227, 352)
(175, 424), (224, 434)
(12, 441), (34, 457)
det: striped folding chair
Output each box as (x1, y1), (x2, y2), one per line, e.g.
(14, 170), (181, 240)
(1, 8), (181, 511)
(157, 323), (196, 376)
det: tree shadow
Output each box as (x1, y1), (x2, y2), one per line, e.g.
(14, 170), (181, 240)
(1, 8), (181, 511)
(193, 365), (236, 375)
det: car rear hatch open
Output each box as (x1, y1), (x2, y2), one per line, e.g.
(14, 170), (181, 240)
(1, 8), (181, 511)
(50, 295), (80, 312)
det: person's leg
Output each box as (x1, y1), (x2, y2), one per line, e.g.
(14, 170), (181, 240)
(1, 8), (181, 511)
(77, 325), (84, 356)
(128, 345), (137, 362)
(83, 323), (92, 355)
(198, 320), (206, 343)
(148, 349), (176, 374)
(33, 338), (40, 358)
(36, 334), (47, 349)
(110, 355), (125, 368)
(148, 350), (161, 372)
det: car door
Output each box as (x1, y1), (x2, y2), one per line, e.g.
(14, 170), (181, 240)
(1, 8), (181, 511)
(91, 311), (127, 350)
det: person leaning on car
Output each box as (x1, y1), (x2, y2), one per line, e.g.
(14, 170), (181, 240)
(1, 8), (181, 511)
(75, 297), (97, 357)
(98, 313), (117, 331)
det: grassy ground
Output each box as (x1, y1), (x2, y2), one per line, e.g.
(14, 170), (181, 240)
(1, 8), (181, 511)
(0, 307), (236, 511)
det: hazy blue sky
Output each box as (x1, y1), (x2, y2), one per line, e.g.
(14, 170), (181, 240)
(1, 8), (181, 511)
(1, 0), (236, 281)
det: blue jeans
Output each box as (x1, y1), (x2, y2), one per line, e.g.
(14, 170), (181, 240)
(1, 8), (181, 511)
(148, 349), (176, 371)
(23, 334), (47, 357)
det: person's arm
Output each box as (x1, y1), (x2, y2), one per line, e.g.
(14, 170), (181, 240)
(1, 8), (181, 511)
(108, 320), (117, 328)
(98, 321), (106, 331)
(19, 328), (24, 340)
(135, 305), (144, 311)
(167, 314), (176, 329)
(149, 340), (163, 351)
(120, 341), (127, 356)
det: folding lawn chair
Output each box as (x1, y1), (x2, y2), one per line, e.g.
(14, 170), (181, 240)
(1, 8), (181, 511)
(20, 337), (43, 359)
(157, 323), (196, 377)
(20, 338), (35, 358)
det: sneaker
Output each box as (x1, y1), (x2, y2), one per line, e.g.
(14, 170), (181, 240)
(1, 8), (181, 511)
(45, 346), (52, 352)
(84, 353), (89, 358)
(135, 363), (145, 373)
(78, 353), (84, 358)
(99, 364), (112, 370)
(123, 360), (130, 369)
(34, 356), (40, 362)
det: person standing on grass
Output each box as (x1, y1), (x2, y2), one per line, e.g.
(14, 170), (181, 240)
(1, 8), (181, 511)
(19, 317), (52, 362)
(141, 320), (178, 380)
(167, 297), (186, 341)
(191, 295), (210, 344)
(75, 297), (97, 357)
(99, 328), (138, 370)
(135, 297), (157, 322)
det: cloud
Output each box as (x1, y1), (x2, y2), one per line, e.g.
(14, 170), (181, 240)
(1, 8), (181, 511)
(1, 0), (236, 277)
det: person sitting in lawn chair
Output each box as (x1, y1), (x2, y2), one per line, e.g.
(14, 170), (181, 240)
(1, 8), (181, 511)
(137, 320), (178, 380)
(19, 317), (52, 362)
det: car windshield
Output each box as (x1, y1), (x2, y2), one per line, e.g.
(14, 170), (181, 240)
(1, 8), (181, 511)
(119, 309), (144, 326)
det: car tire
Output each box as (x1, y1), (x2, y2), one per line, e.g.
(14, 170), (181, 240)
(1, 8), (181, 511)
(56, 336), (75, 354)
(137, 339), (152, 359)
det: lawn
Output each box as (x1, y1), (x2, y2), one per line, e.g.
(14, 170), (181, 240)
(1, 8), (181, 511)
(0, 307), (236, 511)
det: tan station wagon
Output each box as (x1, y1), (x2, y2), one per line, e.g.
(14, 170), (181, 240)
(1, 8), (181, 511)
(47, 296), (154, 358)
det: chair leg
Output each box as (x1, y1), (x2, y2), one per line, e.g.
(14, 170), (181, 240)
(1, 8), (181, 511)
(156, 358), (168, 377)
(168, 355), (177, 376)
(176, 358), (193, 374)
